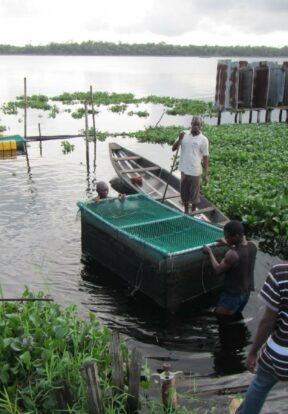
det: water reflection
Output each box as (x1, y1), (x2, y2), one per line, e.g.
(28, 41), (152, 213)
(80, 254), (250, 376)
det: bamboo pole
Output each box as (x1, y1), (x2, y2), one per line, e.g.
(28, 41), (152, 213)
(90, 86), (97, 167)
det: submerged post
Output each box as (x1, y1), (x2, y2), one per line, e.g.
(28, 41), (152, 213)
(38, 123), (42, 156)
(23, 77), (31, 171)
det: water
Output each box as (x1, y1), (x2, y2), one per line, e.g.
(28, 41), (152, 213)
(0, 56), (283, 379)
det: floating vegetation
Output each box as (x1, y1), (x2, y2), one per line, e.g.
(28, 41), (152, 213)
(0, 125), (7, 133)
(128, 110), (149, 118)
(61, 140), (75, 154)
(109, 103), (128, 113)
(48, 104), (60, 119)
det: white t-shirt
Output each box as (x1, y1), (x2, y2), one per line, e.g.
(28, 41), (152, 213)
(179, 131), (209, 176)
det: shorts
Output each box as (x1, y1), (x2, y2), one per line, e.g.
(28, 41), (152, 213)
(180, 173), (201, 205)
(217, 291), (250, 313)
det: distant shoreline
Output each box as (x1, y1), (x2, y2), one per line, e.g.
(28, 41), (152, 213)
(0, 41), (287, 58)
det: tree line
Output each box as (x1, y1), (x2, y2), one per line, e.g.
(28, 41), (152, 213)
(0, 41), (287, 57)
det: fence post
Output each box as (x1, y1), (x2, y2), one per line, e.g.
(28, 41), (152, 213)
(110, 331), (125, 394)
(81, 361), (104, 414)
(127, 348), (142, 413)
(53, 379), (73, 411)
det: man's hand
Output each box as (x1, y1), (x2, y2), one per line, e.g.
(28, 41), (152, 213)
(202, 174), (209, 185)
(246, 352), (257, 374)
(203, 245), (211, 255)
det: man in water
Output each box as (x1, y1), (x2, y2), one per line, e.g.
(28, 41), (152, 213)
(203, 220), (257, 316)
(172, 116), (209, 214)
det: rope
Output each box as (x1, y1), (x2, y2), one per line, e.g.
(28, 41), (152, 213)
(130, 262), (144, 296)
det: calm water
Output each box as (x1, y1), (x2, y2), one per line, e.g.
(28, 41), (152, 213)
(0, 56), (283, 379)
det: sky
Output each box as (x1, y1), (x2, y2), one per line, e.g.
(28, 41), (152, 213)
(0, 0), (287, 48)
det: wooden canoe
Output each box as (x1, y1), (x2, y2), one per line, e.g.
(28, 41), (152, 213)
(109, 142), (228, 226)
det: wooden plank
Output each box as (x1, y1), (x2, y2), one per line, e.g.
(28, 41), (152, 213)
(120, 166), (160, 174)
(127, 348), (142, 413)
(112, 155), (140, 161)
(189, 207), (215, 216)
(80, 362), (104, 414)
(110, 331), (124, 395)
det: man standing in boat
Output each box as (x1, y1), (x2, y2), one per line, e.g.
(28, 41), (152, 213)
(172, 116), (209, 214)
(203, 220), (257, 316)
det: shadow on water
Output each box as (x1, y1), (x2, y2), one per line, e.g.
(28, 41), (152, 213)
(79, 254), (251, 376)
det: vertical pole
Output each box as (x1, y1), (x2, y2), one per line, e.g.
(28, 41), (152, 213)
(110, 331), (124, 394)
(23, 77), (31, 171)
(81, 362), (104, 414)
(90, 86), (97, 168)
(127, 348), (142, 413)
(249, 110), (253, 123)
(85, 102), (90, 175)
(217, 110), (222, 125)
(279, 109), (283, 123)
(257, 110), (260, 123)
(24, 77), (27, 140)
(234, 112), (238, 123)
(38, 123), (42, 156)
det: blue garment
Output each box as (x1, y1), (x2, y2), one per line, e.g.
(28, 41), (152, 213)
(236, 366), (277, 414)
(217, 291), (250, 313)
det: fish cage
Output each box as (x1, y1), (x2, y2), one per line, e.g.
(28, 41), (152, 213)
(215, 60), (288, 123)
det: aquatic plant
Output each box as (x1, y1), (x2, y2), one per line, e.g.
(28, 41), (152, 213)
(61, 140), (75, 154)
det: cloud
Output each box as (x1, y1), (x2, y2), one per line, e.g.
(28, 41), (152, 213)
(143, 0), (288, 38)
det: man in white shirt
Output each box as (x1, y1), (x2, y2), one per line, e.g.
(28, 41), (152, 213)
(172, 116), (209, 213)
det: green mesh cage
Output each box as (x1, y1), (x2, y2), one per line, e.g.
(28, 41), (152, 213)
(78, 194), (223, 255)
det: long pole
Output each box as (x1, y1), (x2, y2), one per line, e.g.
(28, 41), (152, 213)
(90, 86), (97, 167)
(85, 102), (90, 175)
(161, 145), (180, 203)
(23, 77), (31, 172)
(38, 123), (42, 156)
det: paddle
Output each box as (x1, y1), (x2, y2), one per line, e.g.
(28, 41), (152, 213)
(161, 144), (180, 203)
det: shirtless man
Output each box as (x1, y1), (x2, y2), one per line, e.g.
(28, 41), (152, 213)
(203, 220), (257, 315)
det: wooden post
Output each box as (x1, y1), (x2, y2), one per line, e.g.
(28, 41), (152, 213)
(81, 361), (104, 414)
(85, 102), (90, 174)
(249, 110), (253, 123)
(217, 110), (222, 125)
(127, 348), (142, 413)
(23, 77), (31, 171)
(110, 331), (124, 394)
(38, 123), (42, 156)
(24, 77), (27, 140)
(53, 379), (73, 411)
(286, 109), (288, 123)
(256, 110), (261, 123)
(239, 112), (242, 124)
(234, 112), (238, 123)
(90, 86), (97, 167)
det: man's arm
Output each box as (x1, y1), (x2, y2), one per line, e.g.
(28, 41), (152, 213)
(246, 306), (277, 373)
(172, 131), (184, 151)
(202, 155), (209, 184)
(203, 246), (238, 274)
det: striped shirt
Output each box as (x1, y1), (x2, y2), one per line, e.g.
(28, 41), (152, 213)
(258, 263), (288, 380)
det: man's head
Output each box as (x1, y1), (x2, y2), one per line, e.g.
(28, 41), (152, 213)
(191, 116), (203, 136)
(224, 220), (244, 246)
(96, 181), (109, 199)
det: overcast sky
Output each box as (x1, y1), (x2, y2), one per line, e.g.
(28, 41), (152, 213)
(0, 0), (287, 47)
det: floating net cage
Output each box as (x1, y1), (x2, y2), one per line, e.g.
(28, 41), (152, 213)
(78, 194), (223, 255)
